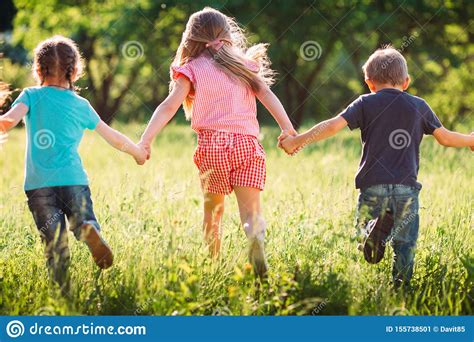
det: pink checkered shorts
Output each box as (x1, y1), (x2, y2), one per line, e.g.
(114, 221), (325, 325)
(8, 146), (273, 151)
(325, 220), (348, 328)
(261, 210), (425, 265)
(193, 130), (266, 195)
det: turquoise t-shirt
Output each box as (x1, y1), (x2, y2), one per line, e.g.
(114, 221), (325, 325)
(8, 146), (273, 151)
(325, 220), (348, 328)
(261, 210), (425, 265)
(12, 86), (100, 191)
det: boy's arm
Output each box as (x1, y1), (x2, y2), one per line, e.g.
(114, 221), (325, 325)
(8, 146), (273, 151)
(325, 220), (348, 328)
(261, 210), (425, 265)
(0, 103), (29, 132)
(95, 121), (147, 165)
(256, 84), (296, 135)
(280, 116), (347, 154)
(432, 127), (474, 148)
(139, 77), (191, 156)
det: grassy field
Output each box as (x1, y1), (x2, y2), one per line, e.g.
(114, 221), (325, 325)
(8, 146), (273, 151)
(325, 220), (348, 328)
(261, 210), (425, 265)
(0, 122), (472, 316)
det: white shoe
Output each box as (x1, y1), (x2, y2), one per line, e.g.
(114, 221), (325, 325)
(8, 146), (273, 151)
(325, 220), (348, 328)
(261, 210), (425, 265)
(244, 221), (268, 278)
(248, 236), (268, 278)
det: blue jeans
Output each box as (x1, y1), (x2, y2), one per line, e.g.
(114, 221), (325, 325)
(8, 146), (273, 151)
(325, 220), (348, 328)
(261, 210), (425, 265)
(356, 184), (420, 284)
(25, 185), (100, 283)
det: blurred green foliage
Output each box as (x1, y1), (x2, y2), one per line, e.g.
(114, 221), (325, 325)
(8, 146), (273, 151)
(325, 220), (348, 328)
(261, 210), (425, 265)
(1, 0), (473, 127)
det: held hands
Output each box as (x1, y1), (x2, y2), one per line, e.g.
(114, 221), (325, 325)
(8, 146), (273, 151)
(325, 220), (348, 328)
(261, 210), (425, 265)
(278, 128), (301, 155)
(132, 143), (148, 165)
(137, 139), (151, 160)
(277, 128), (297, 148)
(279, 135), (300, 155)
(132, 138), (152, 165)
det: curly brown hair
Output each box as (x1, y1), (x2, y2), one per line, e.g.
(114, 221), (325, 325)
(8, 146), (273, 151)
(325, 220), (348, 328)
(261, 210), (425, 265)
(33, 35), (84, 90)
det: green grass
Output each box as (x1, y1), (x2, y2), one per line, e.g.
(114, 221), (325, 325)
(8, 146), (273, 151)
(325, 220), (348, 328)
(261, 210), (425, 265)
(0, 122), (473, 315)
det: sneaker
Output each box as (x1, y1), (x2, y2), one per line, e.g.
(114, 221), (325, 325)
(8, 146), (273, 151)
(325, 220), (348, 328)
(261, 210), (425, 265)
(79, 223), (114, 269)
(362, 210), (394, 264)
(248, 235), (268, 279)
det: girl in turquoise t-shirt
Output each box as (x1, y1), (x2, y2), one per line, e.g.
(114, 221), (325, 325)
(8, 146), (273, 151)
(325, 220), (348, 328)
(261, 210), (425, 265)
(0, 36), (147, 288)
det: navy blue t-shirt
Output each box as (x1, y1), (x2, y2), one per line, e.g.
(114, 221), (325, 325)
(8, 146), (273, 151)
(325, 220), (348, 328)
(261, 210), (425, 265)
(340, 88), (442, 190)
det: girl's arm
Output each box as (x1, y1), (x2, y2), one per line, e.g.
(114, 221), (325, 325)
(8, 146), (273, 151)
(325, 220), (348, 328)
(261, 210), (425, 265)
(280, 116), (348, 154)
(0, 103), (29, 132)
(256, 84), (296, 135)
(95, 121), (147, 165)
(0, 103), (28, 145)
(432, 127), (474, 148)
(139, 77), (191, 157)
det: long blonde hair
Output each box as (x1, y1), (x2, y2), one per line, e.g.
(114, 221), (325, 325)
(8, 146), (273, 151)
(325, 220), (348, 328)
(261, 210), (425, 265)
(171, 7), (275, 119)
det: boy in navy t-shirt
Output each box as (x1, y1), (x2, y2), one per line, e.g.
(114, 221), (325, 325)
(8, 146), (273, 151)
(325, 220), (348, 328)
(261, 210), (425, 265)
(279, 46), (474, 287)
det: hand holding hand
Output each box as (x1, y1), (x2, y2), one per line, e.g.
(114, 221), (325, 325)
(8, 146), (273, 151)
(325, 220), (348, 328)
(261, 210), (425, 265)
(277, 128), (297, 148)
(138, 139), (151, 160)
(280, 135), (301, 155)
(133, 144), (148, 165)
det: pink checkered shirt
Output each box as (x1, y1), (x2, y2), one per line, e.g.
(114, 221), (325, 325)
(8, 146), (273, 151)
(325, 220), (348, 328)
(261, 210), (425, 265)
(171, 53), (260, 137)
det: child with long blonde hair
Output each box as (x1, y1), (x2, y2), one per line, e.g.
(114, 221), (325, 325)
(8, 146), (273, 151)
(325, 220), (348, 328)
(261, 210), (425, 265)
(139, 7), (296, 277)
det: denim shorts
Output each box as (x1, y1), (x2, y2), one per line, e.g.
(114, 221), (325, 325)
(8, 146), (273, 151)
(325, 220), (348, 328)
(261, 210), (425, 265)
(356, 184), (420, 283)
(25, 185), (100, 242)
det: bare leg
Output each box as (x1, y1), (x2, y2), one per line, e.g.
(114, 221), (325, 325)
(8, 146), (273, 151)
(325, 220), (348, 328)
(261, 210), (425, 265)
(203, 192), (225, 258)
(234, 186), (268, 278)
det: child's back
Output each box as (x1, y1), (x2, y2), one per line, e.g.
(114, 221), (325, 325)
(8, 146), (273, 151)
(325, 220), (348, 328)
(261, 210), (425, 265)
(341, 88), (441, 189)
(172, 53), (260, 137)
(279, 45), (473, 287)
(13, 86), (99, 190)
(2, 36), (147, 289)
(139, 7), (296, 278)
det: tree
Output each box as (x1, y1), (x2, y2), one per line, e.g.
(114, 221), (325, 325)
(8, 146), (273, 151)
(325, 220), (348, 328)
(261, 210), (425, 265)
(224, 0), (473, 127)
(12, 0), (186, 123)
(6, 0), (474, 127)
(0, 0), (16, 32)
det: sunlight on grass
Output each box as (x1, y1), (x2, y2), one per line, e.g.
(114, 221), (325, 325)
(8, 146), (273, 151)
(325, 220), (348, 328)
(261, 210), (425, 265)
(0, 123), (472, 315)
